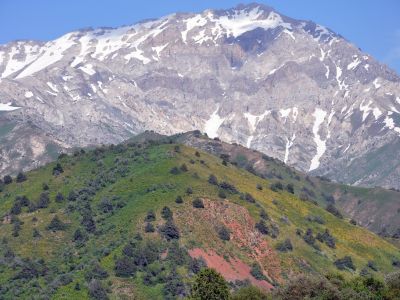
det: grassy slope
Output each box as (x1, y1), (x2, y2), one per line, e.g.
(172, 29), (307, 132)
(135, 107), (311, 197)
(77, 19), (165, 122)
(0, 140), (399, 299)
(171, 132), (400, 236)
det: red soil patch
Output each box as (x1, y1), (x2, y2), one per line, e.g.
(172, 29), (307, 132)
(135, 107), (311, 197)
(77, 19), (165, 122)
(189, 248), (273, 291)
(176, 199), (282, 285)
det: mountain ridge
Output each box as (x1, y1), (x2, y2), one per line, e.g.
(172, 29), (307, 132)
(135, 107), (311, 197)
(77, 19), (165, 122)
(0, 2), (400, 190)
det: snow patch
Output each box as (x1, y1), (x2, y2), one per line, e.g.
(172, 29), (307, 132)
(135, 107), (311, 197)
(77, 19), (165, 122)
(347, 57), (361, 70)
(25, 91), (33, 98)
(0, 102), (20, 111)
(284, 133), (296, 164)
(46, 82), (59, 93)
(79, 64), (96, 75)
(204, 106), (225, 138)
(309, 108), (327, 171)
(182, 15), (208, 43)
(214, 9), (291, 39)
(373, 78), (381, 89)
(17, 33), (76, 78)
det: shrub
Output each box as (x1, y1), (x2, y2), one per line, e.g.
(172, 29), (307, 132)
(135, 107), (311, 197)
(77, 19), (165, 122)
(256, 184), (263, 190)
(145, 210), (156, 222)
(192, 198), (204, 208)
(175, 196), (183, 204)
(98, 197), (113, 213)
(217, 225), (230, 241)
(68, 190), (77, 202)
(170, 167), (180, 175)
(174, 145), (181, 153)
(219, 182), (238, 194)
(326, 204), (343, 219)
(276, 274), (340, 299)
(195, 151), (201, 157)
(276, 239), (293, 252)
(52, 163), (64, 175)
(160, 220), (180, 241)
(231, 286), (269, 300)
(32, 228), (41, 238)
(115, 256), (136, 277)
(42, 183), (49, 191)
(191, 268), (230, 300)
(46, 215), (66, 231)
(334, 256), (355, 271)
(316, 229), (336, 249)
(255, 220), (269, 235)
(250, 263), (266, 280)
(303, 228), (316, 246)
(260, 209), (269, 220)
(180, 164), (188, 172)
(208, 174), (218, 185)
(88, 279), (108, 300)
(37, 192), (50, 209)
(3, 175), (12, 185)
(16, 172), (27, 183)
(186, 187), (193, 195)
(55, 192), (64, 203)
(286, 183), (294, 194)
(145, 223), (155, 233)
(270, 181), (283, 192)
(218, 190), (227, 199)
(350, 219), (357, 225)
(244, 193), (256, 203)
(161, 206), (173, 220)
(85, 262), (109, 281)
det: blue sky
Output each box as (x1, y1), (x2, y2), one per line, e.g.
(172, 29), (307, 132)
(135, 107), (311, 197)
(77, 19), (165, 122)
(1, 0), (399, 73)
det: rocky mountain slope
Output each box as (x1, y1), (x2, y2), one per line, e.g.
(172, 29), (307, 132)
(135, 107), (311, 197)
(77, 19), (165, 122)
(0, 3), (400, 189)
(0, 135), (399, 299)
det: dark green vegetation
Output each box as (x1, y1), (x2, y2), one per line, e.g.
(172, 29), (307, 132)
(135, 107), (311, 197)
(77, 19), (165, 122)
(0, 132), (399, 299)
(191, 268), (400, 300)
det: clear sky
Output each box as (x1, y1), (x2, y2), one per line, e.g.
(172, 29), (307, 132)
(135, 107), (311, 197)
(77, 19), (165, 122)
(0, 0), (399, 73)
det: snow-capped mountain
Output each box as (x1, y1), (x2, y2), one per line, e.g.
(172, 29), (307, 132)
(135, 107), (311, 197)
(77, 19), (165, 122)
(1, 3), (400, 189)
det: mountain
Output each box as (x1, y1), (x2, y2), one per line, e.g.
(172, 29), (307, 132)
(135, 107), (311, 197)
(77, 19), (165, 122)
(0, 3), (400, 190)
(0, 133), (399, 299)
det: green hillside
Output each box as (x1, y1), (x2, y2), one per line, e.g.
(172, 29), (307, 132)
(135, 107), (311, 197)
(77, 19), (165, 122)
(0, 137), (399, 299)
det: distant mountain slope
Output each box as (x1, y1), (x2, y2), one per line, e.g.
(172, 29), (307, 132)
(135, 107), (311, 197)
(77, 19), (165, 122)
(0, 135), (399, 298)
(0, 3), (400, 189)
(133, 130), (400, 237)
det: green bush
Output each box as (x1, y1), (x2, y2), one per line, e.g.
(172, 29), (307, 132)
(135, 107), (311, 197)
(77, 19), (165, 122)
(191, 268), (229, 300)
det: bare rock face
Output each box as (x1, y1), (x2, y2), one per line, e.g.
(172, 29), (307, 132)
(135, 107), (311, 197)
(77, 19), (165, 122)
(0, 3), (399, 188)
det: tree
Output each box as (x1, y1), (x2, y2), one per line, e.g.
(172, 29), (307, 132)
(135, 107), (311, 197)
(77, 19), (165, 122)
(250, 263), (267, 280)
(46, 215), (66, 231)
(191, 268), (229, 300)
(232, 286), (269, 300)
(286, 183), (294, 194)
(180, 163), (188, 172)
